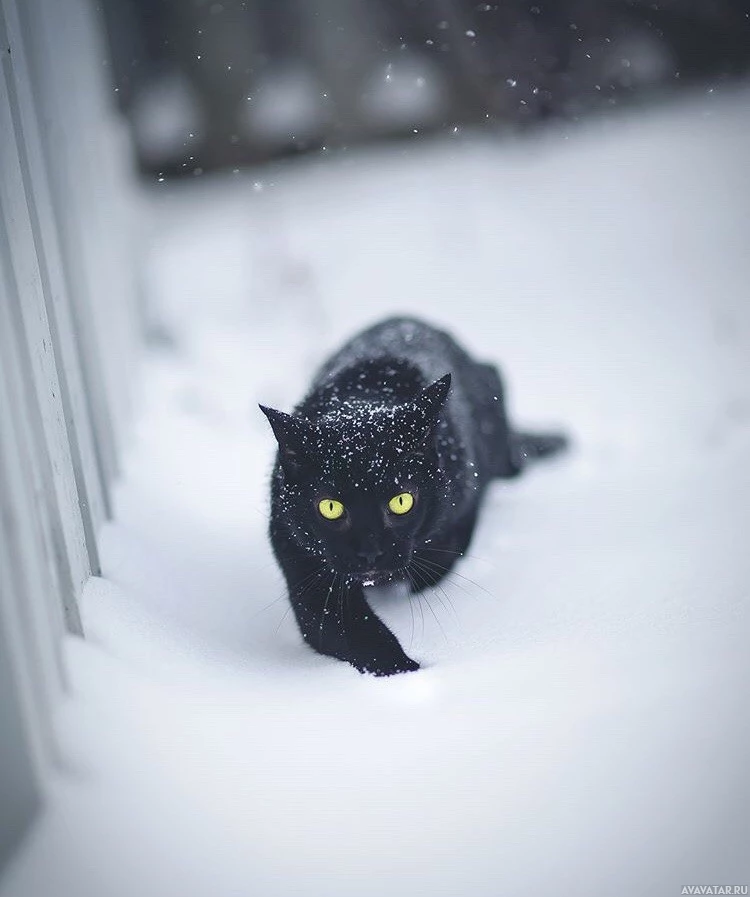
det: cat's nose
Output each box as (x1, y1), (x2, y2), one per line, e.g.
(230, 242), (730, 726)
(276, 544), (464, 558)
(357, 547), (384, 566)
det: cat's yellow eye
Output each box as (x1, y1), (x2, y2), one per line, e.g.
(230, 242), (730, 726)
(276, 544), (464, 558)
(388, 492), (414, 515)
(318, 498), (345, 520)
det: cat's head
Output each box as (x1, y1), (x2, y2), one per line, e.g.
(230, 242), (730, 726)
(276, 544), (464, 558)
(260, 374), (451, 583)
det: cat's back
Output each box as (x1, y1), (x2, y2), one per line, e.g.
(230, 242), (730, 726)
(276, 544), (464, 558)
(311, 317), (473, 390)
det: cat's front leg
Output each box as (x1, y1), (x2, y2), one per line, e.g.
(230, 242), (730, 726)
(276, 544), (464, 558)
(281, 554), (419, 675)
(334, 582), (420, 676)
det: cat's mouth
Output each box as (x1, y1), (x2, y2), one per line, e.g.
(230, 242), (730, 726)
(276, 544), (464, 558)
(354, 570), (398, 588)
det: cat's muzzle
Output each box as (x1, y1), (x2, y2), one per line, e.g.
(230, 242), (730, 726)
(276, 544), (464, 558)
(352, 569), (399, 588)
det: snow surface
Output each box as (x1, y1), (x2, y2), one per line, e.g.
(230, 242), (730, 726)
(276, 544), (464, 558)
(4, 90), (750, 897)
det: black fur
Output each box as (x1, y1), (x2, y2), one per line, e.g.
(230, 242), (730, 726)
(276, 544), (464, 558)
(260, 317), (566, 675)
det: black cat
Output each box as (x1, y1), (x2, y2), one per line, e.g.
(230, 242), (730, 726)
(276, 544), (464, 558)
(260, 317), (566, 675)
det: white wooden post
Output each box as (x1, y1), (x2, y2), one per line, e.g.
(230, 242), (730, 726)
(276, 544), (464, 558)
(16, 0), (144, 495)
(0, 26), (89, 633)
(1, 0), (108, 570)
(0, 0), (142, 872)
(0, 179), (64, 877)
(0, 602), (42, 872)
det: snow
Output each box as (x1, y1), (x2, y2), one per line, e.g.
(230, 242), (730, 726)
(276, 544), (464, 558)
(4, 90), (750, 896)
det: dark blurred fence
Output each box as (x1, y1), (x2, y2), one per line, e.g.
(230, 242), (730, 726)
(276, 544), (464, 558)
(101, 0), (750, 178)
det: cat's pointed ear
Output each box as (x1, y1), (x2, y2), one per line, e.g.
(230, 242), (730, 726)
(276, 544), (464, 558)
(259, 405), (313, 473)
(415, 373), (451, 420)
(404, 374), (451, 455)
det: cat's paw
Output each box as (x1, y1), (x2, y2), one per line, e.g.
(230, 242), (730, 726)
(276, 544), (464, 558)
(353, 651), (420, 677)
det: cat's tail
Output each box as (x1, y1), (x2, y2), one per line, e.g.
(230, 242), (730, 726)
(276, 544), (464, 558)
(475, 361), (569, 479)
(508, 430), (569, 476)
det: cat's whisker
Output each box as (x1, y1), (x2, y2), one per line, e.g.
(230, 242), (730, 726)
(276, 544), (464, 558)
(271, 568), (328, 633)
(414, 555), (496, 603)
(419, 546), (490, 564)
(248, 504), (268, 520)
(413, 558), (475, 604)
(419, 570), (454, 621)
(440, 568), (497, 603)
(296, 569), (329, 601)
(416, 594), (426, 642)
(410, 559), (463, 624)
(337, 575), (349, 652)
(252, 591), (287, 619)
(428, 574), (486, 607)
(400, 566), (418, 650)
(318, 571), (338, 642)
(274, 604), (293, 636)
(412, 555), (474, 599)
(422, 591), (449, 645)
(253, 581), (306, 620)
(432, 582), (461, 623)
(406, 563), (425, 593)
(408, 564), (449, 644)
(254, 565), (325, 620)
(435, 581), (461, 626)
(407, 594), (416, 651)
(271, 550), (328, 564)
(406, 567), (428, 642)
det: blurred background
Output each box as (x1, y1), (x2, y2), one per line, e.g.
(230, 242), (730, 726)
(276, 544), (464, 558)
(99, 0), (750, 179)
